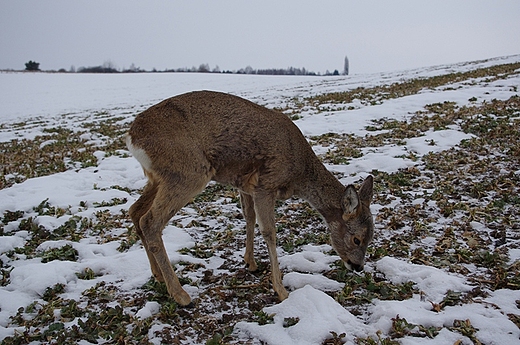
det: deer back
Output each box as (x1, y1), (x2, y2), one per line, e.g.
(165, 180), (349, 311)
(128, 90), (322, 195)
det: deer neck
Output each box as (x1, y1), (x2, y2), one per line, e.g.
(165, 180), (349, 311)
(296, 162), (345, 223)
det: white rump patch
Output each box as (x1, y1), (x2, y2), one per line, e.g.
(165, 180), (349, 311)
(125, 133), (152, 171)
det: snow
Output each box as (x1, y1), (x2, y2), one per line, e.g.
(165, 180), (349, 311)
(241, 258), (519, 345)
(376, 257), (472, 301)
(136, 301), (161, 320)
(236, 285), (375, 345)
(406, 128), (474, 156)
(1, 55), (520, 344)
(279, 245), (339, 273)
(282, 272), (345, 292)
(0, 72), (323, 123)
(0, 155), (141, 214)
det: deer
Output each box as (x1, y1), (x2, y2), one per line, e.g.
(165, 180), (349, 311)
(126, 90), (374, 306)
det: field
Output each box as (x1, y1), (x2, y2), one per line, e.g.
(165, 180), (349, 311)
(1, 55), (519, 344)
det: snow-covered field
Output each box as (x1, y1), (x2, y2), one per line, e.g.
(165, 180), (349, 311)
(1, 55), (519, 344)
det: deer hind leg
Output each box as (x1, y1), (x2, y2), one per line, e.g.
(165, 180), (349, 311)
(240, 192), (258, 272)
(138, 173), (211, 306)
(254, 193), (289, 301)
(129, 179), (164, 282)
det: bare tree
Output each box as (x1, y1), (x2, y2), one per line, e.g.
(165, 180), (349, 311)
(198, 63), (210, 73)
(101, 60), (119, 72)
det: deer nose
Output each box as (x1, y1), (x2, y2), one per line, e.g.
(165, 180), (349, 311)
(348, 260), (364, 272)
(352, 264), (363, 272)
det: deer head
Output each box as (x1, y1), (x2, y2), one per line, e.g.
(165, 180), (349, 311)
(329, 176), (374, 271)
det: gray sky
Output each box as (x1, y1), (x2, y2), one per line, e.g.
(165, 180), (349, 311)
(1, 0), (519, 74)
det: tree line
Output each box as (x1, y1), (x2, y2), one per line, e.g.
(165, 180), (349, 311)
(22, 60), (341, 76)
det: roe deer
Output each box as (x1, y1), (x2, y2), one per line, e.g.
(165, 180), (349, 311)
(126, 91), (374, 306)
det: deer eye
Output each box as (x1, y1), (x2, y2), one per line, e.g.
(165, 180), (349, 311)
(353, 237), (361, 246)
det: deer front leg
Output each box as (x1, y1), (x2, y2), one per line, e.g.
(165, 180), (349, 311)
(254, 193), (289, 301)
(240, 192), (258, 272)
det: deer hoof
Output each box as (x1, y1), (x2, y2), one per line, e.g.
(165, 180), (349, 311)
(180, 301), (195, 309)
(275, 288), (289, 301)
(246, 261), (258, 272)
(173, 290), (192, 307)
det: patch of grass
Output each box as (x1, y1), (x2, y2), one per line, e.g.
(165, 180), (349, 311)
(2, 210), (24, 225)
(449, 319), (482, 344)
(0, 265), (13, 286)
(192, 183), (240, 204)
(33, 198), (69, 217)
(93, 197), (128, 207)
(76, 267), (99, 280)
(205, 327), (235, 345)
(429, 290), (463, 312)
(0, 128), (98, 189)
(4, 207), (132, 264)
(88, 209), (133, 241)
(275, 200), (330, 252)
(322, 332), (346, 345)
(330, 270), (417, 306)
(42, 283), (66, 301)
(40, 244), (78, 263)
(179, 243), (214, 258)
(279, 231), (330, 253)
(53, 218), (84, 241)
(356, 331), (400, 345)
(252, 310), (275, 325)
(283, 316), (300, 328)
(0, 110), (132, 190)
(389, 315), (441, 339)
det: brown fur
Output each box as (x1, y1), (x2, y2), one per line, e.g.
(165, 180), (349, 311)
(127, 91), (374, 306)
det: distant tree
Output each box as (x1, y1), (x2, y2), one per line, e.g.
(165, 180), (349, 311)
(333, 69), (339, 76)
(198, 63), (210, 73)
(344, 55), (349, 75)
(25, 60), (40, 71)
(123, 63), (144, 73)
(77, 65), (119, 73)
(153, 63), (319, 76)
(103, 60), (117, 71)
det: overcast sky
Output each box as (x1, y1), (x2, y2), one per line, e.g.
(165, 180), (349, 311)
(1, 0), (519, 74)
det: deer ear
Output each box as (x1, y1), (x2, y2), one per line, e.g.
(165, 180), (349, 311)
(358, 175), (374, 205)
(342, 185), (360, 215)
